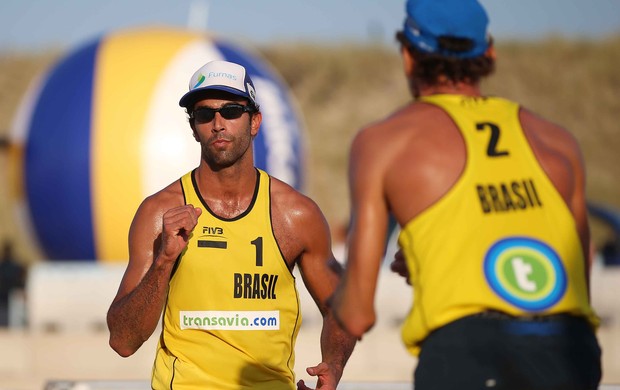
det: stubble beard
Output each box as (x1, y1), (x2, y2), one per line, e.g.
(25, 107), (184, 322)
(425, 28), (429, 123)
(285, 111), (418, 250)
(201, 131), (253, 171)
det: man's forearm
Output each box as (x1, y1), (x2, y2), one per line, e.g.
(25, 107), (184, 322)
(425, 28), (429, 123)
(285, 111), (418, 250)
(107, 259), (173, 357)
(320, 311), (357, 383)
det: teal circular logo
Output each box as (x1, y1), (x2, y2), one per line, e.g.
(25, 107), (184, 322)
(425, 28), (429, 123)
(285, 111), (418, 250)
(483, 237), (566, 311)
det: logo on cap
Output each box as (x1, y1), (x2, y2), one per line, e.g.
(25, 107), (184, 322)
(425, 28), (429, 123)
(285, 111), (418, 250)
(247, 83), (256, 102)
(193, 75), (206, 89)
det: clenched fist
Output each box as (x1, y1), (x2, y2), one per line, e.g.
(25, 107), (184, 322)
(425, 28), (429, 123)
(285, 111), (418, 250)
(159, 204), (203, 263)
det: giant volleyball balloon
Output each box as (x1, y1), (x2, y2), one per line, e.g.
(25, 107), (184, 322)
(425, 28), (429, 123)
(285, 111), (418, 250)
(9, 27), (305, 262)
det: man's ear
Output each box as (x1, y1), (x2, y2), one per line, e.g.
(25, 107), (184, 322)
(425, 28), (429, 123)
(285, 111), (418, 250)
(401, 45), (415, 77)
(190, 120), (199, 142)
(250, 111), (262, 137)
(485, 43), (496, 61)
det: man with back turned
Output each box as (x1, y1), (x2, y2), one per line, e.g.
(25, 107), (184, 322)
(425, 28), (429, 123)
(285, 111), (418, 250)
(332, 0), (602, 388)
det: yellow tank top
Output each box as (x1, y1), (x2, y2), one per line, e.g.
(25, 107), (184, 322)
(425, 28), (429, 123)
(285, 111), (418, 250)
(152, 168), (301, 389)
(398, 95), (598, 356)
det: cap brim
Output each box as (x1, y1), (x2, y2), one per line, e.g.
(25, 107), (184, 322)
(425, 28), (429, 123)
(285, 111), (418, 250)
(179, 85), (251, 108)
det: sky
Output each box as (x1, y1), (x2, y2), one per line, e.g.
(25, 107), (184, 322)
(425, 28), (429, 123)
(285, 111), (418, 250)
(1, 0), (619, 53)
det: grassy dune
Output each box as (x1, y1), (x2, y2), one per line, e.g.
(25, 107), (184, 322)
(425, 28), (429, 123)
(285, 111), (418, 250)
(1, 37), (619, 262)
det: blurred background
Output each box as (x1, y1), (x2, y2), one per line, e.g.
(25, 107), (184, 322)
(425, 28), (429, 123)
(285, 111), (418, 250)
(0, 1), (619, 389)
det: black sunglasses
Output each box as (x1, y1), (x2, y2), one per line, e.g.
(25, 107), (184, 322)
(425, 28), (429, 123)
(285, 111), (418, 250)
(191, 104), (255, 124)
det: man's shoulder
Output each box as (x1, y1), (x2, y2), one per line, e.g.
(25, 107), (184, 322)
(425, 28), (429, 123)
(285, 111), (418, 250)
(149, 177), (184, 200)
(352, 101), (454, 159)
(138, 179), (185, 215)
(269, 177), (324, 221)
(520, 107), (568, 132)
(269, 177), (313, 206)
(360, 101), (447, 135)
(519, 108), (579, 149)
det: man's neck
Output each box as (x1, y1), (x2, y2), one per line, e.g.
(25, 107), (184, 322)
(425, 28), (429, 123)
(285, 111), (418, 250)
(194, 162), (258, 219)
(417, 77), (482, 98)
(420, 83), (481, 97)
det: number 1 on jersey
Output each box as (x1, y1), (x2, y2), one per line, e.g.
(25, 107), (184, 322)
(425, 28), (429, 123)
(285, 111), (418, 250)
(251, 237), (263, 267)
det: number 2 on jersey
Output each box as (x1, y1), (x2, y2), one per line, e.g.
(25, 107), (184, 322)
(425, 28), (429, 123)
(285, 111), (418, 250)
(476, 122), (509, 157)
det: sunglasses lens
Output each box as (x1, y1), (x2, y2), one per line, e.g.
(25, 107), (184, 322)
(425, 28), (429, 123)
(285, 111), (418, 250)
(194, 109), (215, 123)
(220, 105), (246, 120)
(193, 105), (249, 123)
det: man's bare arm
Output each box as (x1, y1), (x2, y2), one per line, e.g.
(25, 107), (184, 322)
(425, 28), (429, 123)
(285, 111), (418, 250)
(271, 186), (355, 389)
(298, 222), (357, 388)
(107, 201), (201, 357)
(331, 127), (391, 337)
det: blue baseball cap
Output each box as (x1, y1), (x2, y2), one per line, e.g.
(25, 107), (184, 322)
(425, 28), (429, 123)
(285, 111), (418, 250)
(402, 0), (490, 58)
(179, 60), (258, 109)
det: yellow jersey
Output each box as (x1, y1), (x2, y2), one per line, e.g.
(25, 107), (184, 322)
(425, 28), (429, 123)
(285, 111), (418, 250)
(152, 168), (301, 389)
(398, 95), (598, 356)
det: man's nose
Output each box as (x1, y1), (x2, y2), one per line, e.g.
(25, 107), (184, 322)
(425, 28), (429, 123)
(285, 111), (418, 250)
(211, 112), (225, 131)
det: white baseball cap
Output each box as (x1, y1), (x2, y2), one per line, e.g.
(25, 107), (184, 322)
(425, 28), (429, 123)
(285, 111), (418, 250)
(179, 60), (258, 109)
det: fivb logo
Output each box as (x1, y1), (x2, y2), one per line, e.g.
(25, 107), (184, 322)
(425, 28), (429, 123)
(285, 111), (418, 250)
(180, 310), (280, 331)
(483, 237), (567, 311)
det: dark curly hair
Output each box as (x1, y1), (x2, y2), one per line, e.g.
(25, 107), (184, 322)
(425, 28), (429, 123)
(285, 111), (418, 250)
(396, 31), (495, 86)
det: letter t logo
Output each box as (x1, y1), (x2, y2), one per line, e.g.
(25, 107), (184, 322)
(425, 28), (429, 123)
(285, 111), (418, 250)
(512, 257), (536, 292)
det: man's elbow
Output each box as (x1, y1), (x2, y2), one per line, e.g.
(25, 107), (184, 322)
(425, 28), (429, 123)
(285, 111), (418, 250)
(109, 334), (140, 358)
(345, 316), (375, 338)
(330, 309), (375, 339)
